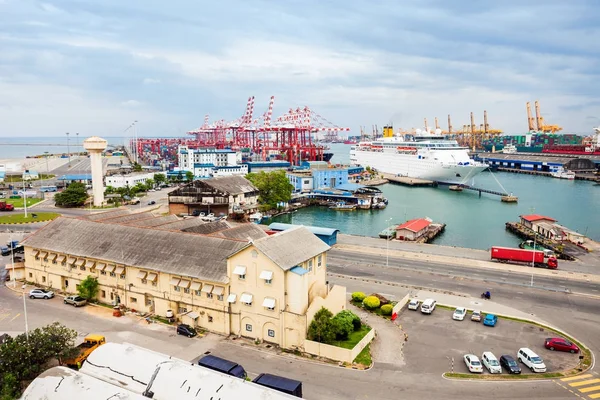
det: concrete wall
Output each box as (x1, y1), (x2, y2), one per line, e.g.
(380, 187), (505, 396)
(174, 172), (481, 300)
(304, 327), (375, 363)
(392, 293), (411, 315)
(305, 285), (347, 325)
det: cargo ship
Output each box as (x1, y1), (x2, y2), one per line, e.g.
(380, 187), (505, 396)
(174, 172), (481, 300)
(542, 127), (600, 155)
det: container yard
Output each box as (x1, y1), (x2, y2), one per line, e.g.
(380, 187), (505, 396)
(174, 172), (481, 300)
(129, 96), (348, 169)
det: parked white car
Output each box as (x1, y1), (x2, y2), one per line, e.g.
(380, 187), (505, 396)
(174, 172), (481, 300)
(29, 289), (55, 299)
(518, 348), (547, 373)
(481, 352), (502, 374)
(452, 307), (467, 321)
(471, 310), (482, 322)
(463, 354), (483, 373)
(407, 299), (420, 311)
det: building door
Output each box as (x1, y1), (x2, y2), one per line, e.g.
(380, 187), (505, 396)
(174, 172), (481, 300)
(63, 278), (69, 290)
(330, 177), (336, 188)
(145, 294), (155, 313)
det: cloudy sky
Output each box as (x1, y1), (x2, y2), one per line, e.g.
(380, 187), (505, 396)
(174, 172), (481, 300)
(1, 0), (599, 138)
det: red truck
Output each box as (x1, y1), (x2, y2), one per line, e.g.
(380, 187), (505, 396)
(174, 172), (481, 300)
(491, 246), (558, 269)
(0, 202), (14, 211)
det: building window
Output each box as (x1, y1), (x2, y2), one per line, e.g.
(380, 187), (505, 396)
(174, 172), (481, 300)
(52, 260), (57, 265)
(80, 266), (85, 271)
(120, 274), (126, 279)
(101, 271), (106, 275)
(265, 278), (272, 285)
(208, 316), (213, 323)
(308, 260), (313, 272)
(130, 297), (137, 303)
(29, 272), (33, 278)
(178, 307), (187, 314)
(174, 286), (181, 292)
(101, 290), (106, 298)
(35, 255), (39, 260)
(207, 293), (213, 299)
(145, 298), (152, 306)
(109, 272), (116, 277)
(217, 294), (223, 301)
(246, 324), (252, 332)
(238, 274), (246, 280)
(61, 262), (66, 267)
(152, 281), (157, 286)
(184, 288), (190, 294)
(141, 278), (147, 284)
(42, 276), (46, 283)
(194, 290), (202, 296)
(268, 329), (275, 338)
(318, 255), (322, 268)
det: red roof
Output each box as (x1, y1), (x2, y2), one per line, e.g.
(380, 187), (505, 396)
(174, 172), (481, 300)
(396, 218), (431, 233)
(521, 214), (556, 222)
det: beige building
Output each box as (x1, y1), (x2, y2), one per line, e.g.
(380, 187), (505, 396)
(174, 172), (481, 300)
(21, 216), (345, 349)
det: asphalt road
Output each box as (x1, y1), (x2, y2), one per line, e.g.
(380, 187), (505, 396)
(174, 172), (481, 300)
(328, 249), (600, 296)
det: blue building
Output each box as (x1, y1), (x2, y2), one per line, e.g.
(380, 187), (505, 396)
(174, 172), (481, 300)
(57, 174), (92, 185)
(244, 161), (291, 173)
(268, 223), (340, 246)
(286, 165), (365, 192)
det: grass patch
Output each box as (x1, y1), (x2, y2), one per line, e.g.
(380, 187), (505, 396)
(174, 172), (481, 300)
(3, 174), (55, 183)
(332, 325), (371, 349)
(444, 372), (565, 380)
(351, 299), (396, 320)
(90, 301), (115, 310)
(353, 343), (372, 366)
(152, 315), (174, 325)
(0, 212), (60, 224)
(5, 198), (43, 208)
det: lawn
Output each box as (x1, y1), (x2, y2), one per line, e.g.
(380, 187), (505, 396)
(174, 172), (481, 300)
(0, 212), (60, 224)
(5, 198), (43, 208)
(333, 325), (372, 349)
(3, 174), (55, 183)
(353, 343), (372, 366)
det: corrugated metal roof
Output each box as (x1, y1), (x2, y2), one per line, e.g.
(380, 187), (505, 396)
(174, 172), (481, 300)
(396, 218), (431, 233)
(520, 214), (556, 222)
(83, 209), (131, 221)
(211, 224), (268, 241)
(203, 175), (258, 195)
(99, 211), (156, 223)
(126, 215), (179, 227)
(250, 226), (330, 271)
(21, 217), (246, 283)
(268, 222), (339, 236)
(181, 220), (231, 234)
(157, 218), (223, 231)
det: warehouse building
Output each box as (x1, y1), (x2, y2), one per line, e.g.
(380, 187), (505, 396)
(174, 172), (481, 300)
(21, 216), (346, 350)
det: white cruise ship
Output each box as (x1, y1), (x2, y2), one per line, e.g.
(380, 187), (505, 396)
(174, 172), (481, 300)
(350, 130), (488, 184)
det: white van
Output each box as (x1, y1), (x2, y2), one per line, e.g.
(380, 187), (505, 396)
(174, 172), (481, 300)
(517, 348), (547, 373)
(420, 299), (436, 314)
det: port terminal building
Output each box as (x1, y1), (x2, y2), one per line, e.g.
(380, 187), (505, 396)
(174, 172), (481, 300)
(475, 153), (599, 172)
(286, 161), (364, 193)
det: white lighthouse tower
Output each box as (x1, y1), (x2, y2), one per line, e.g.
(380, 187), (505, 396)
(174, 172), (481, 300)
(83, 136), (108, 207)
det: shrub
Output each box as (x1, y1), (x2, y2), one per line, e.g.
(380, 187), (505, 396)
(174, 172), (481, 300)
(380, 304), (394, 316)
(351, 292), (366, 302)
(370, 293), (390, 305)
(332, 314), (354, 340)
(307, 307), (335, 344)
(362, 296), (381, 310)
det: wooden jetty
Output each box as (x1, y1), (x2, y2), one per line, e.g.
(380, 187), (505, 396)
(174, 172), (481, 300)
(447, 184), (518, 203)
(505, 222), (575, 260)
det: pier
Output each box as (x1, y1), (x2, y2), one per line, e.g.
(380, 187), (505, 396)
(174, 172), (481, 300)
(383, 174), (437, 187)
(505, 222), (576, 260)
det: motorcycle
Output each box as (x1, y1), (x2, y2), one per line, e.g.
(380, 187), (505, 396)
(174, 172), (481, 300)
(480, 291), (491, 300)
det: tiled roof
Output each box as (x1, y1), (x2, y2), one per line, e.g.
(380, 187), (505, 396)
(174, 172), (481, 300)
(396, 218), (431, 233)
(520, 214), (556, 222)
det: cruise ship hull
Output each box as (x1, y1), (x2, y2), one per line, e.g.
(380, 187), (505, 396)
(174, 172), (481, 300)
(351, 150), (487, 184)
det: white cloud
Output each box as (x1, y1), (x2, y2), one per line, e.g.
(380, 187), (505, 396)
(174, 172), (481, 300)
(121, 100), (142, 107)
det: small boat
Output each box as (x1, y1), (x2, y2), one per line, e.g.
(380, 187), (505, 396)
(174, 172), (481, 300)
(248, 212), (263, 224)
(329, 201), (356, 211)
(551, 168), (576, 180)
(502, 144), (518, 154)
(379, 226), (396, 239)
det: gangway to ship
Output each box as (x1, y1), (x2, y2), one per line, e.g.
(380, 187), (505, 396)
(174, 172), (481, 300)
(450, 170), (518, 202)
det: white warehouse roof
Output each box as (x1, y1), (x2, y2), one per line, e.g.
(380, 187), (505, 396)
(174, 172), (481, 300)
(81, 342), (298, 399)
(21, 366), (147, 400)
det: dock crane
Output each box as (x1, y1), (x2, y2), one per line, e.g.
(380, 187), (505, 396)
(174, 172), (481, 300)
(526, 101), (563, 133)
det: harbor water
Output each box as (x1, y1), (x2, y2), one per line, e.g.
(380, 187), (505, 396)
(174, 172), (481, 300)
(272, 143), (600, 249)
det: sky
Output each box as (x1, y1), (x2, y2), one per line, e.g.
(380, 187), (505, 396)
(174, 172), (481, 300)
(1, 0), (599, 139)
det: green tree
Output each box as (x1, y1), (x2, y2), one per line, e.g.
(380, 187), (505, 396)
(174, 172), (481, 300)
(144, 178), (155, 190)
(132, 182), (147, 194)
(336, 310), (361, 331)
(246, 170), (294, 211)
(307, 307), (335, 344)
(132, 162), (143, 172)
(351, 292), (366, 302)
(0, 372), (19, 400)
(154, 173), (166, 186)
(77, 276), (99, 300)
(185, 171), (194, 182)
(362, 296), (381, 310)
(331, 312), (354, 340)
(104, 185), (115, 195)
(54, 182), (89, 207)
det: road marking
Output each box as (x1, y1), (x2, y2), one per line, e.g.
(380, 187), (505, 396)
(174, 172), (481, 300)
(570, 379), (600, 387)
(562, 374), (594, 382)
(0, 313), (9, 321)
(580, 385), (600, 393)
(591, 394), (600, 400)
(10, 313), (20, 322)
(555, 380), (584, 399)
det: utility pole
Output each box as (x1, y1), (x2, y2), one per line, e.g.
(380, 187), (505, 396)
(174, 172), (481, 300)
(385, 217), (393, 267)
(66, 132), (71, 167)
(530, 206), (535, 287)
(22, 284), (29, 341)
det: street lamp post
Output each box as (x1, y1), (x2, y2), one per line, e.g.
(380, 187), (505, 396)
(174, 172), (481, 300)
(531, 232), (536, 287)
(385, 217), (393, 267)
(8, 229), (15, 288)
(66, 132), (71, 167)
(76, 132), (79, 158)
(22, 284), (29, 341)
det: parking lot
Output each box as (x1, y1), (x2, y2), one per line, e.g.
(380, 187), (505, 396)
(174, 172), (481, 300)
(399, 306), (581, 375)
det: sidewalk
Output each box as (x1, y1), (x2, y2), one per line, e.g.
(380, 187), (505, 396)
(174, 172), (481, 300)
(334, 243), (600, 284)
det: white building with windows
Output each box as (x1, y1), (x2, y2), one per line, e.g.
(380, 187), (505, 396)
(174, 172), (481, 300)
(177, 146), (245, 178)
(105, 172), (156, 189)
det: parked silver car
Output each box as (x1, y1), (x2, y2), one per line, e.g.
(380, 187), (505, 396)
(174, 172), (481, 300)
(64, 295), (87, 307)
(29, 289), (54, 299)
